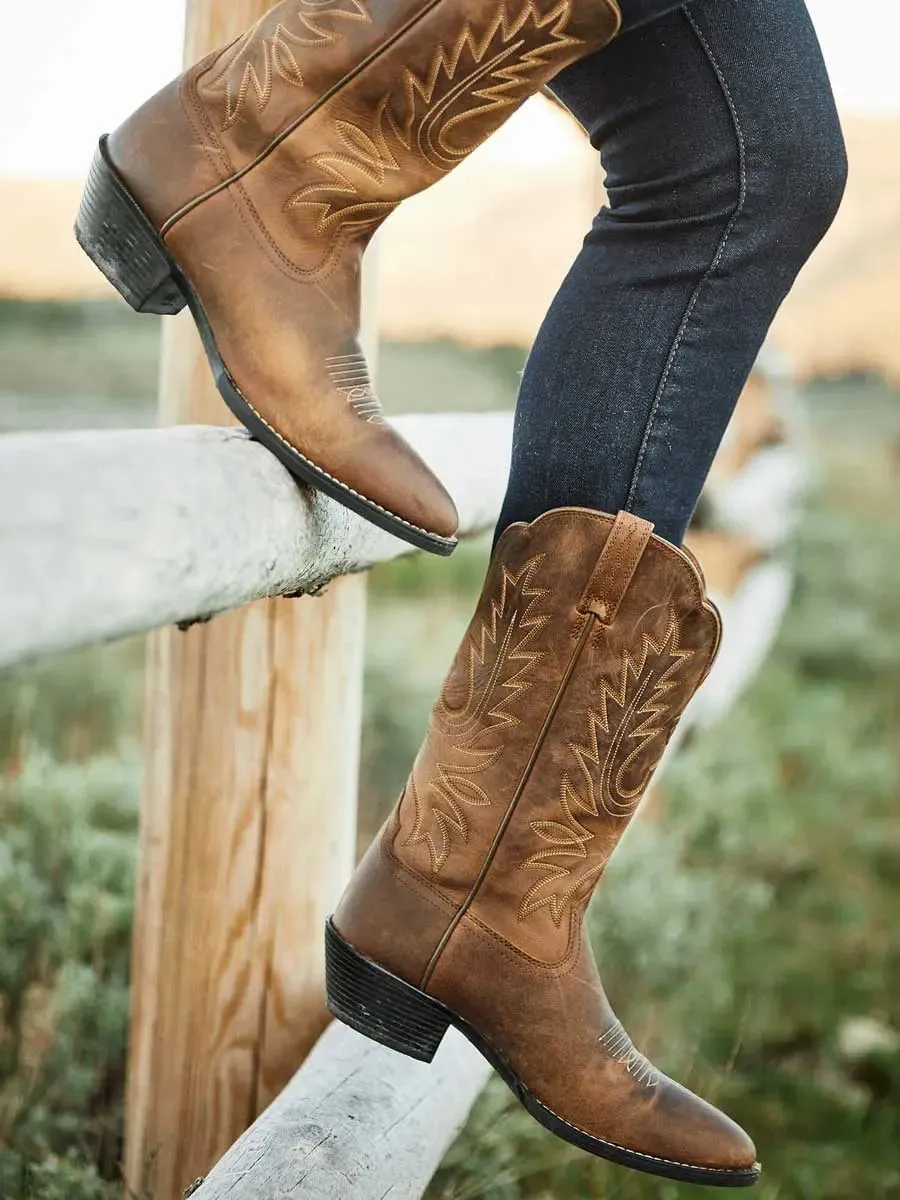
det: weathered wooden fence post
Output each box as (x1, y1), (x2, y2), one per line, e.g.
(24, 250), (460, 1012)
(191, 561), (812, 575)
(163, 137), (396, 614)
(124, 4), (367, 1195)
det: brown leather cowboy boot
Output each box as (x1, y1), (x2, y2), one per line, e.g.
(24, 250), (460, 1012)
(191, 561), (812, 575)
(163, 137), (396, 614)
(74, 0), (621, 554)
(328, 508), (761, 1187)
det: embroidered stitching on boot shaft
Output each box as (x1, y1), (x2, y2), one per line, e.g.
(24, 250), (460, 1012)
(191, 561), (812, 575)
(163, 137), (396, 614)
(406, 554), (549, 873)
(206, 0), (372, 130)
(284, 0), (584, 267)
(519, 611), (694, 923)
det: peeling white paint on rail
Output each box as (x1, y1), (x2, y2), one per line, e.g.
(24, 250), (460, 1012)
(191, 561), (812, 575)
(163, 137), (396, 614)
(188, 1022), (490, 1200)
(0, 413), (513, 668)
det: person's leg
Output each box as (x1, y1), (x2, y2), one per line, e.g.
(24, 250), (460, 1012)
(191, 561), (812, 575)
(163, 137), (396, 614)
(498, 0), (847, 547)
(331, 11), (841, 1183)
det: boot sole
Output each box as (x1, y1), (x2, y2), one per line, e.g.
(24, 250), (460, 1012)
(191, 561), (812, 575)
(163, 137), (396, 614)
(74, 138), (458, 559)
(325, 919), (761, 1189)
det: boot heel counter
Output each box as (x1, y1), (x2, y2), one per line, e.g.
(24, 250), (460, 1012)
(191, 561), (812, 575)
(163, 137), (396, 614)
(106, 68), (228, 231)
(332, 820), (458, 988)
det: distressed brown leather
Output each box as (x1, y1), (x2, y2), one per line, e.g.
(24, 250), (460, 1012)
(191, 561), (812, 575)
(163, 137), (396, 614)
(334, 507), (759, 1176)
(104, 0), (621, 545)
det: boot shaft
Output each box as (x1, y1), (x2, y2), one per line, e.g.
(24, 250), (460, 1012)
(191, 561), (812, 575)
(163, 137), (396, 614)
(329, 510), (761, 1186)
(365, 508), (721, 975)
(108, 0), (621, 256)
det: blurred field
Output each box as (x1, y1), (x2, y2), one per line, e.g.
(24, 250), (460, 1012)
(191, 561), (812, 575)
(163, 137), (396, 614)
(1, 294), (899, 1197)
(2, 109), (899, 381)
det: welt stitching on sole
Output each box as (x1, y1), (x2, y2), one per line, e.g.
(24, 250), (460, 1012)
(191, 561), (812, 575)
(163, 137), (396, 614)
(531, 1099), (758, 1177)
(488, 1036), (758, 1178)
(234, 387), (456, 544)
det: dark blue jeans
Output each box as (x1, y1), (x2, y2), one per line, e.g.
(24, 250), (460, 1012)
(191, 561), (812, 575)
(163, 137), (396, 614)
(497, 0), (847, 546)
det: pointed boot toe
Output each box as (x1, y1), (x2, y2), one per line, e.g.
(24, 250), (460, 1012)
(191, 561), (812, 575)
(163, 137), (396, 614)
(591, 1071), (759, 1185)
(330, 508), (761, 1187)
(74, 0), (620, 550)
(348, 421), (460, 544)
(652, 1079), (758, 1175)
(289, 410), (461, 547)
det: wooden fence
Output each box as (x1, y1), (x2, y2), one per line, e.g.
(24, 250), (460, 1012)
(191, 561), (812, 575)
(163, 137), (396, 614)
(1, 374), (806, 1200)
(0, 413), (511, 670)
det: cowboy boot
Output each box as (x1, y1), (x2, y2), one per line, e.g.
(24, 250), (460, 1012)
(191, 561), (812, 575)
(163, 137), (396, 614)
(328, 508), (761, 1187)
(74, 0), (621, 554)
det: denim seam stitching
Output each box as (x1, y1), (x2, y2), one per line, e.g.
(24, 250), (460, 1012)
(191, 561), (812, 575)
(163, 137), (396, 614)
(624, 5), (748, 514)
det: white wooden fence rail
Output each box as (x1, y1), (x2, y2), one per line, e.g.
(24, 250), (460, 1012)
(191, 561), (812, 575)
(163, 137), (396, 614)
(0, 412), (513, 669)
(188, 1025), (490, 1200)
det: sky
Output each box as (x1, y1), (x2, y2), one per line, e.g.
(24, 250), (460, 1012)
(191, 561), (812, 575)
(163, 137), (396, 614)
(1, 0), (897, 179)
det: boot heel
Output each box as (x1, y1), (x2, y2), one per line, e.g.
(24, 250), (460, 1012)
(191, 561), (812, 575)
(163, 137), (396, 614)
(75, 138), (187, 316)
(325, 919), (450, 1063)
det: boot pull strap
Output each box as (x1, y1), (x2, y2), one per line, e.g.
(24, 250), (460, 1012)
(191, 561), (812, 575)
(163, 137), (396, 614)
(579, 511), (654, 626)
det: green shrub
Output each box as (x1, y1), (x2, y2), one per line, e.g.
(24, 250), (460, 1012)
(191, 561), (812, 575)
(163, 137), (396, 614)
(0, 640), (141, 1198)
